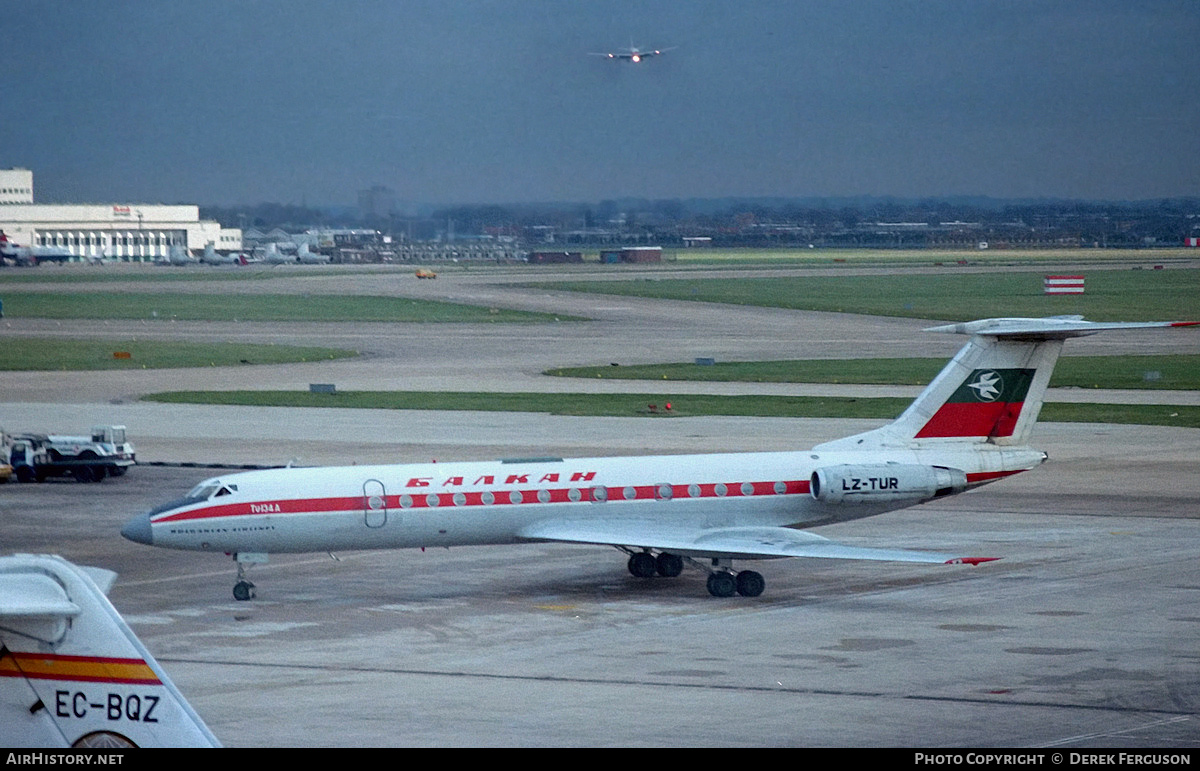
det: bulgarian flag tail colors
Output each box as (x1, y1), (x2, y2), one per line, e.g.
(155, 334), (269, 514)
(817, 316), (1198, 452)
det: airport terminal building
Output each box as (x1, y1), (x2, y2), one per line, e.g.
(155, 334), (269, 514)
(0, 168), (241, 261)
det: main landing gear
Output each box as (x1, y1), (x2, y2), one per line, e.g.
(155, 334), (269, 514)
(622, 549), (765, 598)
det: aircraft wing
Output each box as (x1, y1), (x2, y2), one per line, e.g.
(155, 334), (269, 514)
(516, 520), (994, 565)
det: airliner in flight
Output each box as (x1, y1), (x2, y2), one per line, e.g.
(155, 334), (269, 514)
(0, 554), (219, 748)
(121, 317), (1196, 600)
(590, 43), (676, 63)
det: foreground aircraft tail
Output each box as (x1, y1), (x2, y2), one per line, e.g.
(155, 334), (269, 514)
(817, 316), (1197, 451)
(0, 554), (219, 748)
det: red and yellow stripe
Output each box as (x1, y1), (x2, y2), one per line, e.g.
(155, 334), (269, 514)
(0, 653), (161, 685)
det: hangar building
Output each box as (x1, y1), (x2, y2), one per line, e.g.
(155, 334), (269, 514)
(0, 168), (241, 261)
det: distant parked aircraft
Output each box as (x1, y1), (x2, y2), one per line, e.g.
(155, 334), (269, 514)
(200, 242), (247, 266)
(296, 242), (331, 264)
(260, 243), (294, 265)
(0, 231), (74, 265)
(158, 244), (197, 266)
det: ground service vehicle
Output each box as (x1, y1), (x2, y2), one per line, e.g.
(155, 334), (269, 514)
(8, 434), (133, 483)
(45, 425), (136, 475)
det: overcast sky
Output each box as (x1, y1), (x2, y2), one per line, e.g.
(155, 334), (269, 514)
(3, 0), (1197, 207)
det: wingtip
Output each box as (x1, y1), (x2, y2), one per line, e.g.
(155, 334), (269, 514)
(945, 557), (1001, 566)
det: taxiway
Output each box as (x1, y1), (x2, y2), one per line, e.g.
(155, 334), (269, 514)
(1, 263), (1197, 746)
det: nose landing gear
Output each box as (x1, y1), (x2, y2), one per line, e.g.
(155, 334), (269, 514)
(230, 552), (267, 601)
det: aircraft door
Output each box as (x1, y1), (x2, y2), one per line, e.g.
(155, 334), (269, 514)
(363, 479), (388, 528)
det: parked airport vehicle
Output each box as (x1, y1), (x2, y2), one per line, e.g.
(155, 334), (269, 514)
(45, 424), (136, 469)
(121, 317), (1197, 600)
(415, 268), (438, 279)
(7, 433), (133, 483)
(0, 554), (220, 748)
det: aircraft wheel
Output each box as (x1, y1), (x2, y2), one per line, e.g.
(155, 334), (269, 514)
(736, 570), (765, 597)
(706, 572), (736, 598)
(233, 581), (256, 601)
(656, 552), (683, 578)
(627, 552), (657, 578)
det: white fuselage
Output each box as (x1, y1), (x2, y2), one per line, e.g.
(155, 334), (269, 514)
(140, 445), (1043, 557)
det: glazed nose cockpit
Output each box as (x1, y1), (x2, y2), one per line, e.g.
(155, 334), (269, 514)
(120, 479), (240, 546)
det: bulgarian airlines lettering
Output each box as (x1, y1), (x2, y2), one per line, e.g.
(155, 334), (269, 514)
(406, 470), (599, 488)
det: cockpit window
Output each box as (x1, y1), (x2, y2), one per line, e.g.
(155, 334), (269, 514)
(186, 482), (222, 500)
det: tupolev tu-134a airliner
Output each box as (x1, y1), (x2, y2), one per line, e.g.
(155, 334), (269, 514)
(121, 316), (1197, 600)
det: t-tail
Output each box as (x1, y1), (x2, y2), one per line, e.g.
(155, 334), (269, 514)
(818, 316), (1198, 451)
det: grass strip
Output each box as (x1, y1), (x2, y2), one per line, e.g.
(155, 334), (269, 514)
(0, 339), (358, 371)
(140, 390), (1200, 428)
(0, 291), (578, 323)
(547, 355), (1200, 391)
(536, 268), (1200, 322)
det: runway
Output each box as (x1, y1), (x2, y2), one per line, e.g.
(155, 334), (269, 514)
(2, 263), (1198, 746)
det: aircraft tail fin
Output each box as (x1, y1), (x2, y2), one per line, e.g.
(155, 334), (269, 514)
(0, 554), (220, 748)
(816, 316), (1197, 451)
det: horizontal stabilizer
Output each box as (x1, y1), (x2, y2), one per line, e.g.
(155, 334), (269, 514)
(0, 573), (83, 620)
(925, 317), (1198, 339)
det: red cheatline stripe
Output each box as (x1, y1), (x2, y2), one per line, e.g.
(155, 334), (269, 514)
(154, 479), (813, 524)
(966, 470), (1025, 484)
